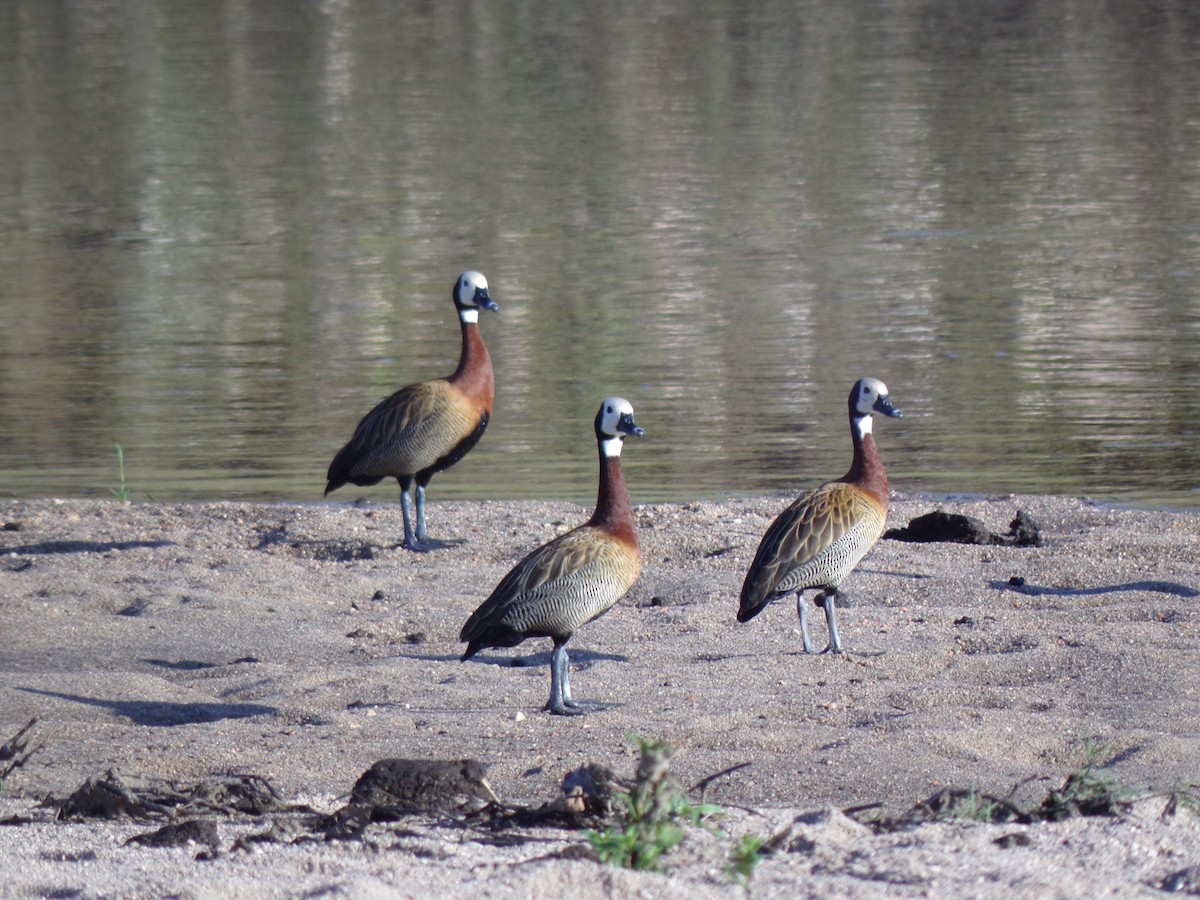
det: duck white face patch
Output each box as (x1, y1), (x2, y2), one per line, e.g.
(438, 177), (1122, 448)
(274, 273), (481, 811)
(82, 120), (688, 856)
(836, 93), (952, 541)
(598, 397), (635, 436)
(856, 378), (888, 416)
(459, 308), (480, 324)
(455, 271), (489, 307)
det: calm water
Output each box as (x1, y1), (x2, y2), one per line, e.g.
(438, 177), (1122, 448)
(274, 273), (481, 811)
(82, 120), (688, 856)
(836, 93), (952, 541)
(2, 1), (1199, 508)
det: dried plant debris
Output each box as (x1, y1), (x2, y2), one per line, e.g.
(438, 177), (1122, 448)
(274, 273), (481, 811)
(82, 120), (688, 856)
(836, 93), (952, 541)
(1160, 864), (1200, 894)
(880, 787), (1032, 828)
(41, 742), (1184, 880)
(318, 752), (727, 845)
(186, 774), (297, 816)
(860, 748), (1144, 832)
(485, 764), (636, 832)
(230, 819), (313, 853)
(0, 717), (40, 784)
(1036, 768), (1135, 821)
(318, 758), (502, 838)
(57, 772), (176, 820)
(885, 509), (1040, 546)
(320, 758), (635, 839)
(560, 763), (633, 818)
(348, 758), (499, 815)
(125, 819), (221, 852)
(56, 770), (305, 822)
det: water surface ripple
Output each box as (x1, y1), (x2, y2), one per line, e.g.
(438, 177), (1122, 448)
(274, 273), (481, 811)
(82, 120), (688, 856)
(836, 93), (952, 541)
(2, 2), (1198, 508)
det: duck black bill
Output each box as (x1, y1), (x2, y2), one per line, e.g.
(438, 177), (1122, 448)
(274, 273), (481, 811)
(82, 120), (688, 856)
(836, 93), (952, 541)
(617, 414), (646, 437)
(874, 395), (904, 418)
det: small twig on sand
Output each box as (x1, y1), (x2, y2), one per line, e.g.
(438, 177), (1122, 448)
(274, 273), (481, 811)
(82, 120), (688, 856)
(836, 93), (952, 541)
(687, 762), (752, 800)
(0, 717), (40, 783)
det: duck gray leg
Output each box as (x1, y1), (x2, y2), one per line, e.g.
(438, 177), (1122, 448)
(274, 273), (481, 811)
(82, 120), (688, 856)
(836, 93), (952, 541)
(560, 650), (576, 706)
(399, 488), (421, 551)
(408, 481), (455, 550)
(398, 481), (446, 551)
(414, 483), (428, 543)
(547, 638), (586, 716)
(798, 593), (816, 654)
(823, 590), (845, 654)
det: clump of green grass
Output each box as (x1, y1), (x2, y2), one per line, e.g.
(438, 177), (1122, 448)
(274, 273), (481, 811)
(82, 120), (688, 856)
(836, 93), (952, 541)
(899, 785), (1026, 826)
(110, 443), (130, 503)
(1162, 785), (1200, 817)
(949, 786), (1021, 823)
(1037, 737), (1137, 820)
(586, 735), (722, 873)
(726, 831), (768, 888)
(108, 444), (154, 502)
(862, 736), (1185, 835)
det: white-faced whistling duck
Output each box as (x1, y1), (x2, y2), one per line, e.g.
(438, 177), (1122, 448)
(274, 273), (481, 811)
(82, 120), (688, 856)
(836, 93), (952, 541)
(460, 397), (645, 715)
(325, 270), (498, 551)
(737, 377), (903, 653)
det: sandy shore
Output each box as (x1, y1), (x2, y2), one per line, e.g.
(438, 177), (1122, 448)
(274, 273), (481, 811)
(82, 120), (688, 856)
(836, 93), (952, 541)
(1, 493), (1198, 897)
